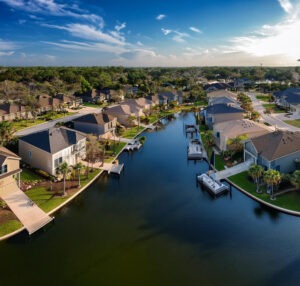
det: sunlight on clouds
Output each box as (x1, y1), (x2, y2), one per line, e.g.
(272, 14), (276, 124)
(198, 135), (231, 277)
(278, 0), (293, 13)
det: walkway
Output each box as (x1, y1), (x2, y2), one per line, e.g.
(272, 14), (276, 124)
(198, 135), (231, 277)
(0, 181), (53, 235)
(246, 92), (300, 132)
(214, 159), (253, 181)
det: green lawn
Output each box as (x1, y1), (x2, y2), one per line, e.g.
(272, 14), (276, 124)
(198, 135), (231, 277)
(20, 168), (45, 182)
(105, 142), (127, 160)
(263, 104), (287, 113)
(120, 126), (145, 139)
(229, 172), (300, 212)
(284, 119), (300, 128)
(12, 111), (75, 131)
(82, 102), (101, 108)
(26, 169), (101, 213)
(0, 220), (23, 237)
(215, 155), (225, 171)
(256, 95), (272, 102)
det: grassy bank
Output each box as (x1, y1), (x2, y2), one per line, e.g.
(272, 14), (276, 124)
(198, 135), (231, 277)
(229, 172), (300, 212)
(284, 119), (300, 128)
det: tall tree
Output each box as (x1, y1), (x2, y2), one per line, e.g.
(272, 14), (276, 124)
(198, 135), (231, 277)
(74, 162), (84, 187)
(56, 161), (72, 196)
(248, 164), (264, 193)
(290, 170), (300, 190)
(0, 121), (14, 146)
(264, 169), (281, 200)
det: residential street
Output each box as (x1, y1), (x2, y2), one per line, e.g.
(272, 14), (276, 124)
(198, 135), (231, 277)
(247, 92), (300, 132)
(15, 106), (102, 136)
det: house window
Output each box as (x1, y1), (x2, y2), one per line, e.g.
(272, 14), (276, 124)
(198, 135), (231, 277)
(28, 151), (32, 158)
(0, 164), (8, 175)
(54, 157), (63, 167)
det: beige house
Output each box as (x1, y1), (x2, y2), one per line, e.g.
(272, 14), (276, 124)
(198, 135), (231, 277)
(19, 127), (86, 176)
(213, 119), (271, 151)
(104, 102), (146, 126)
(72, 113), (117, 138)
(0, 102), (28, 122)
(207, 90), (237, 101)
(0, 146), (21, 191)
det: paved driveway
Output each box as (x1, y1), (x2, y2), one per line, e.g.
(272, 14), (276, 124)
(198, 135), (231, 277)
(247, 92), (300, 132)
(15, 106), (102, 137)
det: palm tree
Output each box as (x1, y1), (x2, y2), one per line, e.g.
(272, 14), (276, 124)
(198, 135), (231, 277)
(264, 169), (281, 200)
(74, 162), (84, 187)
(290, 170), (300, 190)
(0, 121), (14, 146)
(227, 136), (243, 156)
(248, 164), (264, 193)
(56, 161), (72, 196)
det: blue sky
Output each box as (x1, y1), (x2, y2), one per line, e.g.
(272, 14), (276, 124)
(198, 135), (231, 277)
(0, 0), (299, 66)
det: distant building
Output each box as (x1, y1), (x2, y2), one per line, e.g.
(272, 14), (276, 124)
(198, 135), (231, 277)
(204, 82), (231, 93)
(244, 130), (300, 173)
(213, 119), (270, 151)
(203, 103), (244, 129)
(0, 146), (21, 190)
(0, 102), (27, 122)
(72, 113), (117, 138)
(19, 127), (86, 176)
(273, 88), (300, 115)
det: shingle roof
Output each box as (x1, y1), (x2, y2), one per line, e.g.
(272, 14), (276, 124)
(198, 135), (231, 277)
(210, 96), (237, 105)
(20, 127), (86, 154)
(72, 113), (115, 125)
(251, 130), (300, 161)
(206, 103), (244, 114)
(0, 146), (20, 165)
(274, 88), (300, 105)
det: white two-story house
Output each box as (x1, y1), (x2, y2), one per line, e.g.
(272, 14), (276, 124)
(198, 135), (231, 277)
(19, 127), (86, 176)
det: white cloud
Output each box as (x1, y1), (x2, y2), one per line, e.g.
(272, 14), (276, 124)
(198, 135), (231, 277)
(156, 14), (166, 20)
(0, 0), (103, 24)
(0, 39), (15, 56)
(115, 22), (126, 31)
(224, 3), (300, 62)
(43, 23), (125, 46)
(172, 31), (189, 43)
(137, 41), (143, 46)
(278, 0), (293, 13)
(44, 40), (127, 54)
(18, 19), (26, 24)
(189, 26), (202, 33)
(161, 28), (172, 35)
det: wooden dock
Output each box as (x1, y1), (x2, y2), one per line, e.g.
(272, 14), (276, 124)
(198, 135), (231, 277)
(100, 162), (124, 175)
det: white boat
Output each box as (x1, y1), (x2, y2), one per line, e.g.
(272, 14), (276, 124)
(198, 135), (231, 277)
(197, 173), (229, 195)
(188, 139), (202, 159)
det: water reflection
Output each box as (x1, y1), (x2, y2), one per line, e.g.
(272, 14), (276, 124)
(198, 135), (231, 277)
(253, 204), (281, 222)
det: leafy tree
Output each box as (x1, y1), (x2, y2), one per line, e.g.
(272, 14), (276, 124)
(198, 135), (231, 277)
(290, 170), (300, 190)
(248, 164), (264, 193)
(56, 161), (72, 196)
(80, 76), (92, 93)
(0, 121), (14, 146)
(264, 169), (281, 200)
(74, 162), (84, 187)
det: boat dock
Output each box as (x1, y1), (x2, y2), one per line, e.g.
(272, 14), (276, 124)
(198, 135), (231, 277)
(100, 162), (124, 175)
(188, 139), (203, 160)
(124, 140), (142, 151)
(185, 124), (199, 135)
(197, 173), (229, 196)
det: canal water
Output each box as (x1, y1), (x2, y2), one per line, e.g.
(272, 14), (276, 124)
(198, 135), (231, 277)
(1, 113), (300, 286)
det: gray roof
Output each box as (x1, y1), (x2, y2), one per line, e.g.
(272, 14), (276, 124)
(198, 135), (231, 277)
(72, 113), (115, 125)
(210, 96), (236, 105)
(274, 88), (300, 105)
(251, 130), (300, 161)
(20, 127), (86, 154)
(206, 103), (244, 115)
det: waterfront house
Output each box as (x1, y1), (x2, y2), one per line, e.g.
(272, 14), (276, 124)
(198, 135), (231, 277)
(207, 90), (237, 101)
(19, 127), (86, 176)
(213, 119), (271, 151)
(273, 88), (300, 115)
(244, 130), (300, 173)
(0, 102), (27, 122)
(204, 82), (231, 93)
(203, 103), (244, 129)
(72, 113), (117, 138)
(0, 146), (21, 191)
